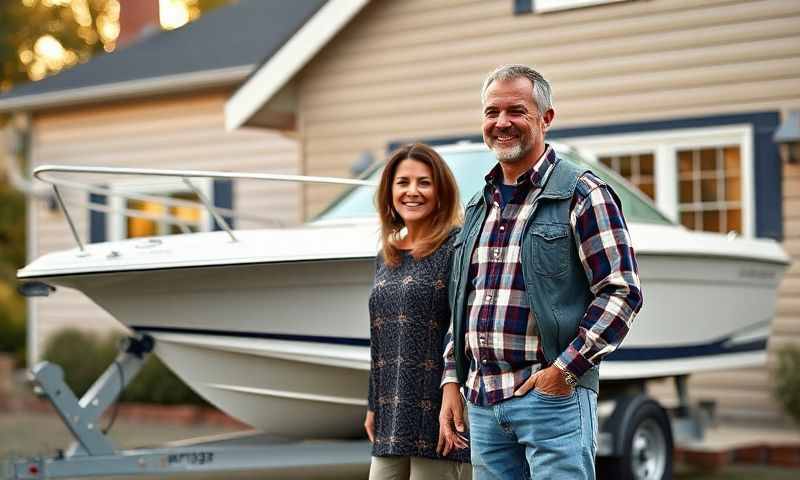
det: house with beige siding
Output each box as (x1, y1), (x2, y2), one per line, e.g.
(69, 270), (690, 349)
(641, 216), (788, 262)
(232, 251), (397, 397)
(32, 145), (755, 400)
(0, 0), (327, 363)
(226, 0), (800, 423)
(2, 0), (798, 425)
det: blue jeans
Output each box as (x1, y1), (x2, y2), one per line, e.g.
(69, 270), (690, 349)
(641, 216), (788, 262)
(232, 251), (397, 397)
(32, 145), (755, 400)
(468, 386), (597, 480)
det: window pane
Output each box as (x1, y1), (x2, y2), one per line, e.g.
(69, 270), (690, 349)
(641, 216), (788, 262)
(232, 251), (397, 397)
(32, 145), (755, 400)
(639, 153), (655, 176)
(724, 146), (740, 173)
(679, 180), (694, 203)
(169, 204), (201, 234)
(638, 182), (655, 200)
(127, 200), (163, 238)
(618, 155), (632, 177)
(725, 176), (741, 202)
(727, 208), (742, 234)
(699, 148), (717, 172)
(700, 178), (718, 202)
(680, 211), (695, 230)
(678, 151), (693, 174)
(168, 192), (202, 235)
(702, 210), (721, 232)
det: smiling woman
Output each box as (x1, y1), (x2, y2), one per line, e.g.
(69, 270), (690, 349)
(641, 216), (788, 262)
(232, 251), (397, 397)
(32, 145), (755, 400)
(375, 143), (462, 267)
(367, 143), (468, 480)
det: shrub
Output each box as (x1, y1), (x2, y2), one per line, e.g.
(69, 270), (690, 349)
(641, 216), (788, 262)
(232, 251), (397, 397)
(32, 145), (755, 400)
(774, 345), (800, 424)
(0, 181), (28, 366)
(0, 291), (26, 365)
(42, 328), (206, 405)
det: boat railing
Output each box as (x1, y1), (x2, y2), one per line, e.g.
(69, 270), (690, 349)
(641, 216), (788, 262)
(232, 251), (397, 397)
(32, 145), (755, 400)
(32, 165), (376, 252)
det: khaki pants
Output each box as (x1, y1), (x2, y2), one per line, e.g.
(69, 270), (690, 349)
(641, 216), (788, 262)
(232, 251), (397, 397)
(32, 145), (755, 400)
(369, 455), (466, 480)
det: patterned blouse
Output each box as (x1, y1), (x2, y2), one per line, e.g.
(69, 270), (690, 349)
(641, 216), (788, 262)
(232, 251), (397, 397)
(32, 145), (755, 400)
(368, 230), (469, 463)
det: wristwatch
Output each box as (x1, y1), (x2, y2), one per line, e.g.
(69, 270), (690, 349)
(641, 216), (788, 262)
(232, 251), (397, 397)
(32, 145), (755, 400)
(562, 369), (578, 388)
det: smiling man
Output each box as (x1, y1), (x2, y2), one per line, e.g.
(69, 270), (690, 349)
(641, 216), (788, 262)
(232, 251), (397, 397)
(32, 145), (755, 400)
(437, 65), (644, 479)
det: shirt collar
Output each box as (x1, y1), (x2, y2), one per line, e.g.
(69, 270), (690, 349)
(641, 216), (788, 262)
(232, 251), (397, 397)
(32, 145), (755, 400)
(484, 144), (557, 188)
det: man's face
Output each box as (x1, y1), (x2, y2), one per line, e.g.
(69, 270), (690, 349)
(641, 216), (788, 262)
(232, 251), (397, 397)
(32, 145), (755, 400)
(482, 77), (552, 164)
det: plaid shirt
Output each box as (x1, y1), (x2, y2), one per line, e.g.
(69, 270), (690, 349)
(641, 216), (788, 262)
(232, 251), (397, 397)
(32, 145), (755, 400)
(443, 146), (642, 405)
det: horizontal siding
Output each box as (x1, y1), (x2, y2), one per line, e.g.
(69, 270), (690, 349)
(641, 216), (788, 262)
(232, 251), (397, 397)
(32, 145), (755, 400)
(738, 158), (800, 423)
(296, 0), (800, 423)
(298, 0), (800, 215)
(30, 91), (300, 354)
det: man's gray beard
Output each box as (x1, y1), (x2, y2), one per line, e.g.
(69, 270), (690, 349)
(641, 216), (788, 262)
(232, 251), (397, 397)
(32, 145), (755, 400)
(493, 142), (530, 163)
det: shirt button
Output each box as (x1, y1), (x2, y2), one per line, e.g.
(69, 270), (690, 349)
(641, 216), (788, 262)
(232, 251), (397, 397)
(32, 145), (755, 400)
(481, 359), (488, 365)
(499, 225), (505, 231)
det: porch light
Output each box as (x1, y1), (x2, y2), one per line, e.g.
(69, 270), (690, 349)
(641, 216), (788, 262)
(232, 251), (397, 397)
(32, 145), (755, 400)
(774, 111), (800, 164)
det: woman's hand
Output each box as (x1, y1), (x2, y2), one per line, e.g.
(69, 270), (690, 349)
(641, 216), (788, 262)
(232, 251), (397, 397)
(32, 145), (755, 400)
(364, 410), (376, 443)
(437, 383), (468, 456)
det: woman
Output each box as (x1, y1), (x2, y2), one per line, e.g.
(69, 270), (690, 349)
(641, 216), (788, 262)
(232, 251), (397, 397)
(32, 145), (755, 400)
(365, 143), (469, 479)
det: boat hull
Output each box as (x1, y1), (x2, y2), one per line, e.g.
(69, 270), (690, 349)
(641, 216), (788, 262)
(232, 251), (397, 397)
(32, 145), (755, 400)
(44, 246), (785, 437)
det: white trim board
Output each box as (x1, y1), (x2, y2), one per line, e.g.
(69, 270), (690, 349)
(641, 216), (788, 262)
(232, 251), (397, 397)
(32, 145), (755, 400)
(224, 0), (370, 131)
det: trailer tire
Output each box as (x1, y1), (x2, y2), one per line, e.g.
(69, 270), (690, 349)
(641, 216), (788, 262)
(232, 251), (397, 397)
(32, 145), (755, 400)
(597, 400), (673, 480)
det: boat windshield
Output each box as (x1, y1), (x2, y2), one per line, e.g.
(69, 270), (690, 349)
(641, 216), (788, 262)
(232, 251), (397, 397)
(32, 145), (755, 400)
(316, 146), (673, 225)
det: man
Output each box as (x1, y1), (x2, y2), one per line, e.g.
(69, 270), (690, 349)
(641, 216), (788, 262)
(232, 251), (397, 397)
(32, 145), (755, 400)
(437, 64), (643, 479)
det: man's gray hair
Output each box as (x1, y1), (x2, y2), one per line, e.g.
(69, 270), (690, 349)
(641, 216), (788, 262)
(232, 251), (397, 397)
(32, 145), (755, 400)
(480, 64), (553, 113)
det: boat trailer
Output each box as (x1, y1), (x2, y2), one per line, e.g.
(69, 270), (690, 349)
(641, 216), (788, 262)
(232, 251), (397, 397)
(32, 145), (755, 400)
(3, 334), (372, 479)
(3, 334), (710, 480)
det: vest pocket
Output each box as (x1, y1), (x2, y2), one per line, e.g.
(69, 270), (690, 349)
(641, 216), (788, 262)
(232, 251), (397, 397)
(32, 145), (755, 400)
(530, 223), (570, 277)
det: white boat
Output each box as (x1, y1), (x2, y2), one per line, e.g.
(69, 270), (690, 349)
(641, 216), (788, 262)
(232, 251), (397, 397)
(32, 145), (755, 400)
(18, 143), (789, 439)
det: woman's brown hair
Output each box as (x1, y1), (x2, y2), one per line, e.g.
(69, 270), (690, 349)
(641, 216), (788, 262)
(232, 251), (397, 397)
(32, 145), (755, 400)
(376, 143), (462, 267)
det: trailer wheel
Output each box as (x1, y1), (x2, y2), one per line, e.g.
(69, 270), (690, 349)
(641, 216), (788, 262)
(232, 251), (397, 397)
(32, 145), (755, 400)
(598, 400), (673, 480)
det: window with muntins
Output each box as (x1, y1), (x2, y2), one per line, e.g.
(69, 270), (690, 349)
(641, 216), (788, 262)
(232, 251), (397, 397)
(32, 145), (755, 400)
(598, 152), (656, 200)
(109, 179), (213, 241)
(126, 192), (203, 238)
(676, 146), (742, 234)
(561, 125), (753, 237)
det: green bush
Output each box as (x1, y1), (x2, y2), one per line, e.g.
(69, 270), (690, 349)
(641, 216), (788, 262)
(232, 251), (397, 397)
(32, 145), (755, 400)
(774, 345), (800, 424)
(0, 181), (28, 366)
(43, 328), (206, 405)
(0, 294), (26, 365)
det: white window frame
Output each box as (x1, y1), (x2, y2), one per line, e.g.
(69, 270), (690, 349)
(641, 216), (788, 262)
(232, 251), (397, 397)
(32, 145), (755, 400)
(107, 178), (213, 241)
(534, 0), (630, 14)
(560, 125), (755, 237)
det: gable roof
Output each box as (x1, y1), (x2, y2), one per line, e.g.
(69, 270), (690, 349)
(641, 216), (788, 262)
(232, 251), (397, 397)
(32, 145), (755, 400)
(225, 0), (369, 130)
(0, 0), (327, 113)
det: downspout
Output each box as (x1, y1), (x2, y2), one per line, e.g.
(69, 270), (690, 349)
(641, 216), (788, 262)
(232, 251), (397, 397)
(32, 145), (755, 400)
(2, 113), (50, 199)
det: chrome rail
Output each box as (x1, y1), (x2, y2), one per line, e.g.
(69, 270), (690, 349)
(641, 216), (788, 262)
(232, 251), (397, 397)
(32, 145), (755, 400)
(32, 165), (376, 252)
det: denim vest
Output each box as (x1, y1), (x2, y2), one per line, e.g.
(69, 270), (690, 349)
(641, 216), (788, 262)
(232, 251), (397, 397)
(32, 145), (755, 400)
(449, 156), (601, 393)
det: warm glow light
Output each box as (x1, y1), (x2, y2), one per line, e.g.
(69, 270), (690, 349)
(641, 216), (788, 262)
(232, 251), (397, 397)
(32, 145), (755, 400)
(70, 0), (93, 27)
(18, 50), (34, 65)
(34, 35), (66, 64)
(160, 0), (191, 30)
(16, 0), (122, 82)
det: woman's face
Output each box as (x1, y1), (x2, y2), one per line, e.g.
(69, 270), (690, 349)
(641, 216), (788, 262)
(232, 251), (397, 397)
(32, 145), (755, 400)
(391, 158), (437, 228)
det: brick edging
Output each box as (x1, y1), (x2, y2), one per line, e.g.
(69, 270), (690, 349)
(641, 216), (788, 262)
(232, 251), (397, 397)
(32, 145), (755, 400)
(676, 444), (800, 470)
